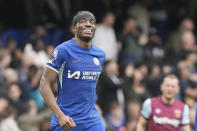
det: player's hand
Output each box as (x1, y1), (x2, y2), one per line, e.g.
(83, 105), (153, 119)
(58, 115), (76, 131)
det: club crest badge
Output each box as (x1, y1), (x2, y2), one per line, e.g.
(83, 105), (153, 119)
(48, 50), (58, 65)
(93, 57), (100, 66)
(174, 109), (182, 118)
(51, 50), (58, 61)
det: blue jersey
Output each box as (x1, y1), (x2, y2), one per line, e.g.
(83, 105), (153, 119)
(46, 39), (105, 126)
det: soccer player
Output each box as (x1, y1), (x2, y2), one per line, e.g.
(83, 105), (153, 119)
(39, 11), (105, 131)
(136, 74), (190, 131)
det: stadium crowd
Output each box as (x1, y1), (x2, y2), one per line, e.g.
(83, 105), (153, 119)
(0, 0), (197, 131)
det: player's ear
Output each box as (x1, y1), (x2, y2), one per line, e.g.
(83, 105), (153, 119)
(72, 26), (76, 33)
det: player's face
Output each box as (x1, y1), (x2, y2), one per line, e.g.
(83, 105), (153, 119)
(161, 78), (179, 100)
(74, 18), (96, 42)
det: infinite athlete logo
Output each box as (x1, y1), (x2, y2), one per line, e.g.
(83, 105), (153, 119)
(67, 70), (101, 80)
(68, 70), (80, 79)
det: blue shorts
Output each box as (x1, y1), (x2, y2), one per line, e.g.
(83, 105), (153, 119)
(51, 122), (105, 131)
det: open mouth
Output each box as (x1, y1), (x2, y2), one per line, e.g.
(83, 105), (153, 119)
(82, 28), (93, 34)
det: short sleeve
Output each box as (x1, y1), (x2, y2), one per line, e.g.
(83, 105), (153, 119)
(46, 46), (65, 73)
(141, 98), (152, 119)
(181, 105), (190, 125)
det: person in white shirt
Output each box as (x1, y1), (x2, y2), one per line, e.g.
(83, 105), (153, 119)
(93, 12), (118, 61)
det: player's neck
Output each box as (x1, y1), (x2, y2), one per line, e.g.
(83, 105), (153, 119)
(161, 95), (175, 105)
(74, 37), (92, 49)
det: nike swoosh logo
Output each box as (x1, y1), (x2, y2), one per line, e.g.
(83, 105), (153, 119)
(93, 114), (97, 117)
(72, 60), (80, 63)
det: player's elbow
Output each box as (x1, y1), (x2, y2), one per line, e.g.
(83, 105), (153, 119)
(39, 76), (47, 93)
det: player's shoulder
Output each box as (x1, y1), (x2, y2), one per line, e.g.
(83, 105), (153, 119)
(148, 96), (163, 106)
(142, 98), (151, 107)
(55, 39), (74, 52)
(174, 99), (186, 107)
(92, 44), (105, 56)
(144, 98), (151, 103)
(150, 96), (161, 102)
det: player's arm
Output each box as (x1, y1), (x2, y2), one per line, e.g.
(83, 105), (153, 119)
(136, 115), (147, 131)
(39, 67), (76, 130)
(136, 98), (151, 131)
(182, 125), (190, 131)
(181, 105), (191, 131)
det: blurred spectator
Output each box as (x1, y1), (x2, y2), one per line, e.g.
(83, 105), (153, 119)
(39, 119), (50, 131)
(21, 52), (34, 72)
(149, 0), (168, 41)
(119, 63), (134, 83)
(23, 38), (48, 67)
(29, 25), (47, 43)
(128, 0), (150, 35)
(126, 101), (141, 131)
(21, 65), (44, 108)
(119, 63), (134, 107)
(97, 60), (122, 115)
(181, 51), (197, 74)
(178, 66), (191, 99)
(10, 48), (23, 68)
(137, 63), (149, 79)
(10, 48), (29, 86)
(0, 97), (9, 120)
(0, 106), (21, 131)
(146, 64), (163, 97)
(123, 68), (150, 105)
(8, 83), (21, 102)
(7, 83), (26, 116)
(5, 37), (17, 53)
(46, 45), (55, 58)
(162, 64), (174, 75)
(106, 102), (125, 131)
(167, 18), (195, 61)
(178, 52), (197, 101)
(4, 68), (19, 87)
(118, 16), (143, 64)
(18, 100), (51, 131)
(0, 48), (12, 88)
(143, 27), (166, 65)
(93, 11), (118, 60)
(127, 101), (140, 122)
(0, 48), (11, 68)
(181, 31), (197, 52)
(126, 120), (137, 131)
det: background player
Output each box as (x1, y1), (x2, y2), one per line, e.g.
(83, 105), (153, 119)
(39, 11), (106, 131)
(136, 74), (190, 131)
